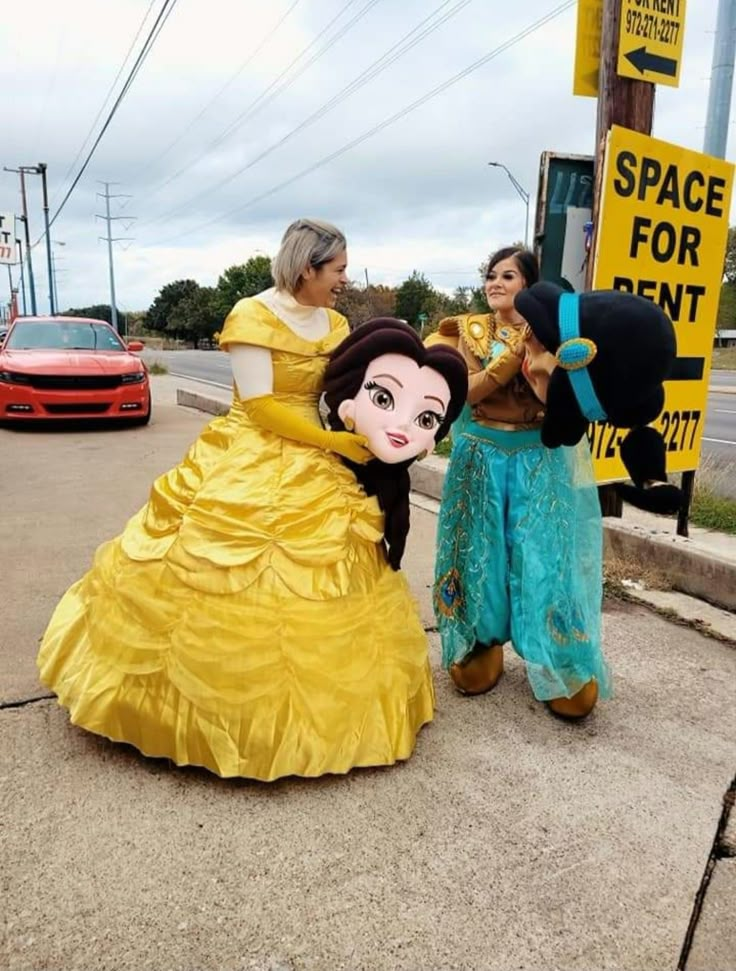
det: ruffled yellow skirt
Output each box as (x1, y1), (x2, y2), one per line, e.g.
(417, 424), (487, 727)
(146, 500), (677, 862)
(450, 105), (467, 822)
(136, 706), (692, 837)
(38, 404), (434, 780)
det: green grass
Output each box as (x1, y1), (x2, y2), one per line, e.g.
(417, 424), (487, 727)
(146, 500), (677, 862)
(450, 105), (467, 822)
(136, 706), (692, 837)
(434, 438), (452, 458)
(148, 361), (168, 375)
(689, 456), (736, 535)
(711, 347), (736, 370)
(690, 493), (736, 534)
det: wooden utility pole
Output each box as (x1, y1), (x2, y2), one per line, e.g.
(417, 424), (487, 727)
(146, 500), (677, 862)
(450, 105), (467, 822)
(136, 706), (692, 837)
(588, 0), (655, 517)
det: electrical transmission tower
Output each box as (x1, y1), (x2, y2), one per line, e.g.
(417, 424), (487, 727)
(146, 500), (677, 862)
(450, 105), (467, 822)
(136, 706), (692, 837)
(96, 182), (135, 333)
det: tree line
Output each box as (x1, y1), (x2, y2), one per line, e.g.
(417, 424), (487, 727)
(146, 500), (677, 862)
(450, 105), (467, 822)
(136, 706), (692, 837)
(62, 255), (488, 346)
(61, 227), (736, 344)
(718, 226), (736, 335)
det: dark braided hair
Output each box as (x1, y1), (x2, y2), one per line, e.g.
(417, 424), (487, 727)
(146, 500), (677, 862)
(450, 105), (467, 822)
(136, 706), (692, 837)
(323, 317), (467, 569)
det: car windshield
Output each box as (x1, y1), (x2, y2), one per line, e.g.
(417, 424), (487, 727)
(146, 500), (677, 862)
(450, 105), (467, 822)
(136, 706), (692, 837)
(5, 320), (126, 352)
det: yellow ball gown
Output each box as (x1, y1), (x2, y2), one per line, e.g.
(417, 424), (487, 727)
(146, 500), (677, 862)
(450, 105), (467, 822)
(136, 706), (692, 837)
(37, 299), (434, 780)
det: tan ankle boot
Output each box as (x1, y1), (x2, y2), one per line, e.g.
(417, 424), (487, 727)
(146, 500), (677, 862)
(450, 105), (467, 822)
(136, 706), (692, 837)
(547, 679), (599, 719)
(449, 643), (504, 696)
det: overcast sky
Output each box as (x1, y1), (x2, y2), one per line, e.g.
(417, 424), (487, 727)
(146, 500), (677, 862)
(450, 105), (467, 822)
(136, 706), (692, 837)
(0, 0), (732, 314)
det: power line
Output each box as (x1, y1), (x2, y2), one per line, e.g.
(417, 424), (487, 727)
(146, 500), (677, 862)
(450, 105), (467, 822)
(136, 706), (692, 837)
(130, 0), (304, 184)
(150, 0), (575, 246)
(142, 0), (472, 227)
(51, 0), (159, 210)
(36, 0), (179, 245)
(29, 15), (70, 161)
(149, 0), (380, 198)
(201, 0), (382, 156)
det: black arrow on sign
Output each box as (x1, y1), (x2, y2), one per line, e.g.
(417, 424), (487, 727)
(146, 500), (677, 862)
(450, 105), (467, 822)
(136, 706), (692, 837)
(625, 46), (678, 78)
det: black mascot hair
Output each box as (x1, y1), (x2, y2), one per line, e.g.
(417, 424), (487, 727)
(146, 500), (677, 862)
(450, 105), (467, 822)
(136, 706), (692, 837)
(515, 282), (682, 515)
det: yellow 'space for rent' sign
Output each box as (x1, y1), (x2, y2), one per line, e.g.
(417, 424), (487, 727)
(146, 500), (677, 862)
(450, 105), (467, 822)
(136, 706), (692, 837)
(591, 125), (734, 481)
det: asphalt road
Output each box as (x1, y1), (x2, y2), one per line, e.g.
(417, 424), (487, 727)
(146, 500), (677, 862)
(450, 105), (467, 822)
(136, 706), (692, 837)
(706, 373), (736, 468)
(145, 348), (233, 390)
(709, 370), (736, 390)
(144, 349), (736, 469)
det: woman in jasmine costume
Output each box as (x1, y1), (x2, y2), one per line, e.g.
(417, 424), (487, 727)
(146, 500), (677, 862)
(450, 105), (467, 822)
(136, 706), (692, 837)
(37, 218), (439, 780)
(429, 246), (611, 718)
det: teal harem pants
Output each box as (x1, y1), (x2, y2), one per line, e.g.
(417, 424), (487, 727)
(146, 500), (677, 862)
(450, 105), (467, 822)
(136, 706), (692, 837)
(433, 422), (612, 701)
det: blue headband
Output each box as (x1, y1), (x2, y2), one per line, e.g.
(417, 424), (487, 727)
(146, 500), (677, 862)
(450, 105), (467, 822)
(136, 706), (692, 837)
(556, 292), (607, 423)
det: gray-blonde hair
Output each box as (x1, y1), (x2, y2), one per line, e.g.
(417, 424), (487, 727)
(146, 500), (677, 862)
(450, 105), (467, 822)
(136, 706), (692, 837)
(272, 218), (347, 294)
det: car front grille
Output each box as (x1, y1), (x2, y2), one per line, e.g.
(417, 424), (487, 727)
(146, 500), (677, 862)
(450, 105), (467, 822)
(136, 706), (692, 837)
(27, 374), (124, 390)
(44, 403), (112, 414)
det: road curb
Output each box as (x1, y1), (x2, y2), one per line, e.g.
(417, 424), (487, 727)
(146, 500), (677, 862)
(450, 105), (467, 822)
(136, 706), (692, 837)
(603, 521), (736, 613)
(177, 390), (736, 613)
(176, 388), (229, 416)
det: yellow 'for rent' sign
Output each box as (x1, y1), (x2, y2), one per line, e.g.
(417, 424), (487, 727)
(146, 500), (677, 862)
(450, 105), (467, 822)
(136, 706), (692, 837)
(573, 0), (603, 97)
(618, 0), (687, 87)
(590, 125), (734, 481)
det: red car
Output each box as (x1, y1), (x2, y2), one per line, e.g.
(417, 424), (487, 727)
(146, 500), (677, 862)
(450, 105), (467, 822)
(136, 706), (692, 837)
(0, 316), (151, 425)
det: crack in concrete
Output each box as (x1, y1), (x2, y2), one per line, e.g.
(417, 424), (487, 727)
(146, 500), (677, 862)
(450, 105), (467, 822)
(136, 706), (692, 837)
(0, 693), (55, 711)
(677, 773), (736, 970)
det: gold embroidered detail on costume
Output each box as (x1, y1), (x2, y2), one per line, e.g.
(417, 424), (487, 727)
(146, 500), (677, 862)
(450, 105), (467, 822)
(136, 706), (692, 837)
(462, 430), (540, 454)
(546, 605), (589, 645)
(434, 567), (464, 618)
(459, 314), (493, 360)
(469, 321), (485, 339)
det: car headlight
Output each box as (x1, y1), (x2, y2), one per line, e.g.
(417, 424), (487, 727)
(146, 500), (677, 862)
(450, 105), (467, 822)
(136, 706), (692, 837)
(121, 371), (146, 384)
(0, 370), (31, 384)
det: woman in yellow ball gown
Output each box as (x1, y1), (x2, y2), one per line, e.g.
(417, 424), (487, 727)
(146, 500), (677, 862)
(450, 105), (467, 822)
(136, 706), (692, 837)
(37, 218), (435, 781)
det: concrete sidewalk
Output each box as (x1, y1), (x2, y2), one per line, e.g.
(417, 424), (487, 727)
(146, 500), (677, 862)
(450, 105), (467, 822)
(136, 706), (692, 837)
(1, 374), (734, 971)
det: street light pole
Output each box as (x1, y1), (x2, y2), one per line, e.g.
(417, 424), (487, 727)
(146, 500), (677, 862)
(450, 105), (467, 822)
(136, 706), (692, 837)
(4, 162), (57, 314)
(36, 163), (56, 314)
(4, 168), (38, 314)
(488, 161), (530, 248)
(703, 0), (736, 159)
(51, 241), (66, 313)
(15, 237), (26, 315)
(51, 251), (59, 311)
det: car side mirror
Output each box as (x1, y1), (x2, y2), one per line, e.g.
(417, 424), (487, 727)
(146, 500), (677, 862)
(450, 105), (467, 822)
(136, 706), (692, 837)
(126, 340), (144, 352)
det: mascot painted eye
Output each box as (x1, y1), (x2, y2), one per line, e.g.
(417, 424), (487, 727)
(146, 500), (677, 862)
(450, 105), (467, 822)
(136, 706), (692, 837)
(514, 282), (682, 515)
(324, 317), (468, 569)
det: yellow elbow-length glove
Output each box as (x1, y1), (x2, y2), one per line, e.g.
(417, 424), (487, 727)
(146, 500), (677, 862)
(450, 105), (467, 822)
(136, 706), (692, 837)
(242, 394), (373, 464)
